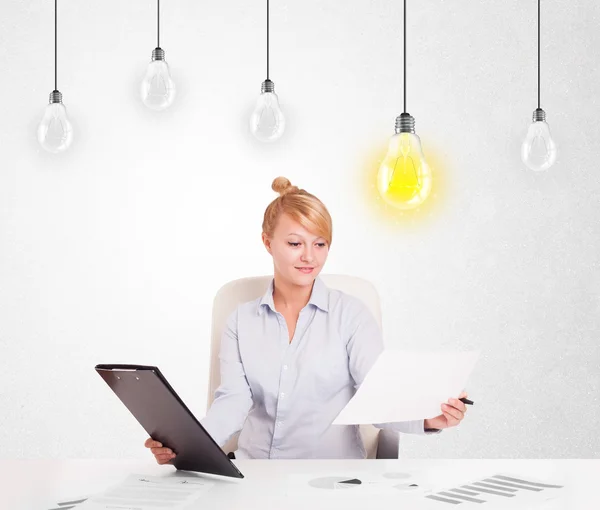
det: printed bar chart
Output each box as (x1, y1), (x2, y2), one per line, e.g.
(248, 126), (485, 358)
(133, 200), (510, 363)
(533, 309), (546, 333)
(425, 473), (564, 505)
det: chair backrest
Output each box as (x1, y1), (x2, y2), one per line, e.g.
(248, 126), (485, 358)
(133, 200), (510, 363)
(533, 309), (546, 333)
(207, 274), (383, 458)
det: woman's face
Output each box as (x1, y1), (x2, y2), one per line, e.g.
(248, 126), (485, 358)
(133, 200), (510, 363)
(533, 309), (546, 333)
(262, 213), (329, 288)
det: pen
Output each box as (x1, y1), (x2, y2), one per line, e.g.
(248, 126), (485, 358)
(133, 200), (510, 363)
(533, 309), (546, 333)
(459, 397), (474, 405)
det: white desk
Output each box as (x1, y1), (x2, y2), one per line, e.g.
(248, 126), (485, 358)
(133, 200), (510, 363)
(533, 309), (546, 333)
(2, 459), (598, 510)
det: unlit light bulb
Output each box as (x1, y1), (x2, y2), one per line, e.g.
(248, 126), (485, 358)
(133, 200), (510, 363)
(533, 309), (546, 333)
(141, 48), (176, 111)
(250, 79), (285, 142)
(37, 90), (73, 153)
(521, 108), (557, 171)
(377, 113), (432, 210)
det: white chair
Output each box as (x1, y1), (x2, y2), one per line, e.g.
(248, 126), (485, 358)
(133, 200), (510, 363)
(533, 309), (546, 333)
(207, 274), (400, 459)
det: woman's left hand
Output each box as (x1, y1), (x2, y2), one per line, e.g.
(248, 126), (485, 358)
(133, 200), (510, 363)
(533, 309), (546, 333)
(423, 391), (469, 430)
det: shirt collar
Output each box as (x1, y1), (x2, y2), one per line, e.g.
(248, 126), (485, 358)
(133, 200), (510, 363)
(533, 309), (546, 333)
(257, 276), (329, 315)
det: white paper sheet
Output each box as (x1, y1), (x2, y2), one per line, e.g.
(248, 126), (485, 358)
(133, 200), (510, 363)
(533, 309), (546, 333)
(76, 473), (215, 510)
(333, 349), (480, 425)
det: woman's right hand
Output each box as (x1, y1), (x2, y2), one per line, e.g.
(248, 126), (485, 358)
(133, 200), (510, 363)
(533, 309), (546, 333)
(144, 437), (177, 465)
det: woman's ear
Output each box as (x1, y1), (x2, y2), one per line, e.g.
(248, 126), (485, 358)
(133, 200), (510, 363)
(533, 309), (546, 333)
(261, 232), (272, 254)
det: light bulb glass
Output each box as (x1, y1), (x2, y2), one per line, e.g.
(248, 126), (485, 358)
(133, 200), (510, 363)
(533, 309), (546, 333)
(141, 60), (176, 111)
(250, 92), (285, 142)
(521, 120), (557, 171)
(376, 132), (433, 210)
(37, 102), (73, 153)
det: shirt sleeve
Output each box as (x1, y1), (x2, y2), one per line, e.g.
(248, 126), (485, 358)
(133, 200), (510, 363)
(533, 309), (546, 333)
(200, 307), (254, 446)
(345, 299), (442, 435)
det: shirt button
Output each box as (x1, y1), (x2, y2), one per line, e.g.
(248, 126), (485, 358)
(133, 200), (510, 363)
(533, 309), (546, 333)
(277, 421), (284, 427)
(280, 392), (285, 398)
(283, 365), (288, 370)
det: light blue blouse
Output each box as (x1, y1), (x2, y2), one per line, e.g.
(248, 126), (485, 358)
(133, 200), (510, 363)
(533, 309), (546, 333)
(200, 276), (439, 459)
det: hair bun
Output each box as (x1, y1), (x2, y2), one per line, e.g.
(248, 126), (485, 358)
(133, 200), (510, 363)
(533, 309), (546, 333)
(272, 176), (298, 196)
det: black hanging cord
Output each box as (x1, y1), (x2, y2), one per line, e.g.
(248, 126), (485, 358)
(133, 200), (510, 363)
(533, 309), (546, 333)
(267, 0), (270, 80)
(54, 0), (57, 91)
(403, 0), (406, 113)
(157, 0), (160, 48)
(537, 0), (540, 109)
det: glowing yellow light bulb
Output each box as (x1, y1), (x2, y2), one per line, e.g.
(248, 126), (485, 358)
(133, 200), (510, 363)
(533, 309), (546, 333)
(377, 113), (432, 210)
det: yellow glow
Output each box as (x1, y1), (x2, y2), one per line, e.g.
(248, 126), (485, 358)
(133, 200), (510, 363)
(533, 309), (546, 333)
(377, 133), (432, 210)
(359, 139), (448, 229)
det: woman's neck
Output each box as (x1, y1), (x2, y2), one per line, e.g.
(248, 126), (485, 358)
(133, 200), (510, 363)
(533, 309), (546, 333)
(272, 275), (314, 312)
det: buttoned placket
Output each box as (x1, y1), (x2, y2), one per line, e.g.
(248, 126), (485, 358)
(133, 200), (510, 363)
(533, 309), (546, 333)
(269, 306), (314, 458)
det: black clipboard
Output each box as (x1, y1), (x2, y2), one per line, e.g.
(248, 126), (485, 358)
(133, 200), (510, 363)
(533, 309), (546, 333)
(95, 364), (244, 479)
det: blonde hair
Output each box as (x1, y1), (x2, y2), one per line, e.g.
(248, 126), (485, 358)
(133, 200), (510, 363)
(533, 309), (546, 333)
(262, 177), (333, 246)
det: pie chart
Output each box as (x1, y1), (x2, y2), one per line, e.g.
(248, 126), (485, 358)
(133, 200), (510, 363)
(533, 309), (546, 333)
(308, 477), (363, 490)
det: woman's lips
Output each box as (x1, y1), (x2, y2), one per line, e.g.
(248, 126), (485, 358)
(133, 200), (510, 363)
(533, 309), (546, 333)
(296, 267), (314, 274)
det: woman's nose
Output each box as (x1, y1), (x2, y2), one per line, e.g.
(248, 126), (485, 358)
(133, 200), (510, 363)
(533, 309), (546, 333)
(301, 248), (314, 262)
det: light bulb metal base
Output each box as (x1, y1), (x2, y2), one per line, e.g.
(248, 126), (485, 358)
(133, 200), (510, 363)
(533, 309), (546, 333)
(152, 47), (166, 61)
(533, 108), (546, 122)
(49, 90), (63, 104)
(261, 79), (275, 94)
(395, 113), (415, 134)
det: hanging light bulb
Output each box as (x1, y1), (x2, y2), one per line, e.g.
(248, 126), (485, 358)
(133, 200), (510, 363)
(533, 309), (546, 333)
(141, 0), (176, 111)
(377, 113), (432, 209)
(250, 79), (285, 142)
(141, 48), (176, 110)
(250, 0), (285, 142)
(376, 0), (432, 210)
(521, 108), (557, 171)
(38, 0), (73, 153)
(521, 0), (557, 171)
(38, 91), (73, 153)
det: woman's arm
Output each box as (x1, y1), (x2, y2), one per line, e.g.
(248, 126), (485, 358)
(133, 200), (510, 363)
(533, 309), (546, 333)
(200, 307), (254, 446)
(346, 300), (441, 435)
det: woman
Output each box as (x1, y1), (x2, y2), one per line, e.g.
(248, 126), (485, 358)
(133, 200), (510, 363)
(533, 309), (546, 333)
(146, 177), (469, 462)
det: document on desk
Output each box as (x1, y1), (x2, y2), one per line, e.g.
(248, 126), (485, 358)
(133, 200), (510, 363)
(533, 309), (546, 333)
(333, 349), (480, 425)
(287, 471), (433, 497)
(76, 473), (216, 510)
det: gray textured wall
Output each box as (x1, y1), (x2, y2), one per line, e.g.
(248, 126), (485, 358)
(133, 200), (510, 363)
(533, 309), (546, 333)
(0, 0), (598, 459)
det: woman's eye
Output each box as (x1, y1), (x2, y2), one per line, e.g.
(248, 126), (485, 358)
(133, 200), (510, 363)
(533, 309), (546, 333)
(288, 242), (327, 247)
